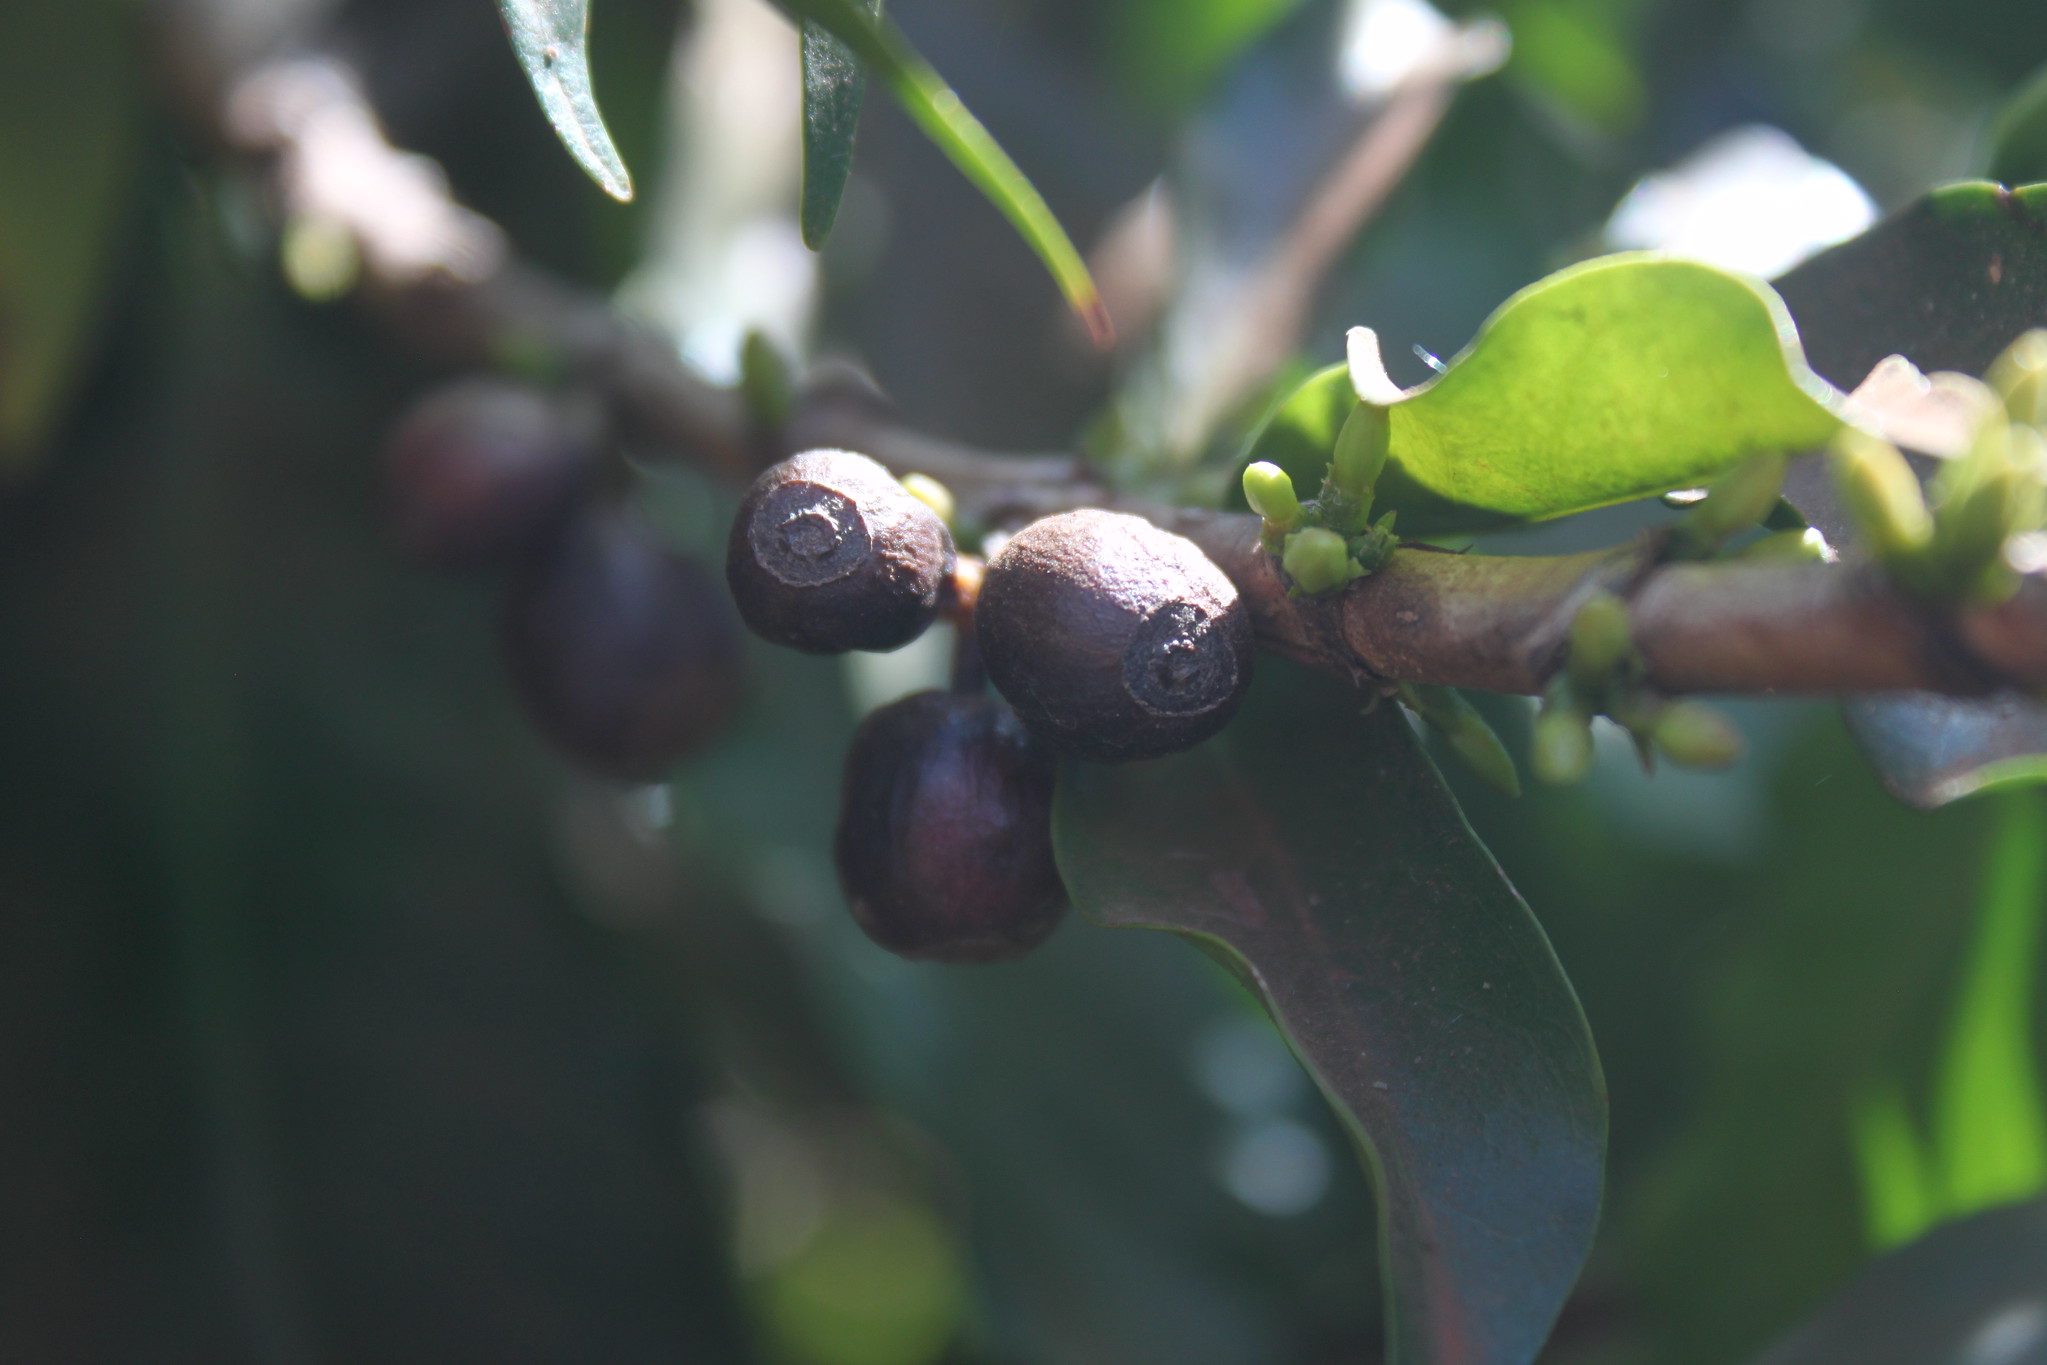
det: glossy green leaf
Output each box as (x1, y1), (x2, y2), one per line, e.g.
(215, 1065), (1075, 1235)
(1748, 1196), (2047, 1365)
(1055, 664), (1606, 1365)
(1775, 182), (2047, 808)
(770, 0), (1109, 343)
(1246, 258), (1842, 536)
(0, 0), (141, 468)
(799, 0), (880, 250)
(496, 0), (634, 201)
(1384, 256), (1841, 533)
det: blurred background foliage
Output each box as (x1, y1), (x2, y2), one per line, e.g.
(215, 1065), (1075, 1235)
(8, 0), (2047, 1362)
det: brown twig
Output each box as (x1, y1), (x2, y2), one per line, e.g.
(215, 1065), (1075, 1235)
(177, 18), (2047, 709)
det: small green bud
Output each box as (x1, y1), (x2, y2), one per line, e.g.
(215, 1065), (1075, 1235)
(740, 330), (796, 431)
(1281, 527), (1362, 596)
(1566, 591), (1633, 690)
(1681, 452), (1788, 547)
(1989, 329), (2047, 426)
(1531, 680), (1594, 786)
(1403, 685), (1520, 798)
(1651, 700), (1744, 769)
(1329, 401), (1392, 505)
(1738, 527), (1832, 562)
(1829, 427), (1933, 562)
(1242, 461), (1305, 531)
(899, 472), (957, 528)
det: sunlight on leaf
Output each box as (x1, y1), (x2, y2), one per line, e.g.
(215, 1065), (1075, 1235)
(1056, 663), (1605, 1365)
(770, 0), (1110, 344)
(1244, 257), (1841, 536)
(496, 0), (634, 201)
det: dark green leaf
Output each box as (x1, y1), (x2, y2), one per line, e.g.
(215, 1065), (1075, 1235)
(1748, 1196), (2047, 1365)
(799, 1), (880, 250)
(770, 0), (1109, 343)
(1104, 0), (1307, 112)
(1244, 258), (1841, 536)
(1054, 665), (1606, 1365)
(1775, 182), (2047, 808)
(0, 0), (142, 469)
(1990, 66), (2047, 190)
(496, 0), (634, 201)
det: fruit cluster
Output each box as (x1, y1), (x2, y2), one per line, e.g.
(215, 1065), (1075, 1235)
(727, 450), (1256, 963)
(381, 376), (747, 782)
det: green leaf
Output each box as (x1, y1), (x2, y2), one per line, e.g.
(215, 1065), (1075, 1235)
(799, 1), (880, 250)
(0, 0), (142, 469)
(1749, 1196), (2047, 1365)
(1104, 0), (1307, 112)
(1774, 182), (2047, 808)
(1244, 258), (1842, 536)
(1383, 256), (1841, 534)
(496, 0), (635, 201)
(770, 0), (1110, 343)
(1989, 65), (2047, 190)
(1055, 664), (1605, 1365)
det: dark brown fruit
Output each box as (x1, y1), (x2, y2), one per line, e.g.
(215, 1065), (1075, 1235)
(502, 510), (745, 781)
(726, 449), (955, 654)
(382, 378), (598, 570)
(976, 509), (1254, 763)
(835, 691), (1065, 963)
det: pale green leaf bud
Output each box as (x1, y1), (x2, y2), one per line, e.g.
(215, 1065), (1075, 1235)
(1567, 591), (1632, 689)
(1989, 329), (2047, 426)
(1403, 685), (1520, 797)
(898, 472), (956, 528)
(1531, 680), (1593, 786)
(1829, 427), (1932, 561)
(1281, 527), (1361, 596)
(1242, 461), (1304, 531)
(1651, 700), (1744, 769)
(739, 329), (795, 431)
(1329, 401), (1392, 504)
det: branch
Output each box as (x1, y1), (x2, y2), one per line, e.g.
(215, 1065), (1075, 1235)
(172, 15), (2047, 708)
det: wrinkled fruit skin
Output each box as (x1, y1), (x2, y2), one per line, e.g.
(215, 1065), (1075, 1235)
(977, 509), (1254, 763)
(727, 449), (955, 654)
(383, 378), (597, 570)
(835, 691), (1066, 963)
(503, 510), (745, 781)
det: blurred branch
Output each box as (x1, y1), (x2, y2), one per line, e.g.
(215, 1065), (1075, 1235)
(157, 3), (2047, 708)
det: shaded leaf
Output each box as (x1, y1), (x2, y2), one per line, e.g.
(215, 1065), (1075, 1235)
(1990, 68), (2047, 203)
(1748, 1196), (2047, 1365)
(799, 1), (880, 250)
(1774, 182), (2047, 808)
(1246, 258), (1841, 536)
(1054, 665), (1605, 1365)
(770, 0), (1109, 343)
(1104, 0), (1308, 113)
(0, 0), (141, 469)
(496, 0), (634, 201)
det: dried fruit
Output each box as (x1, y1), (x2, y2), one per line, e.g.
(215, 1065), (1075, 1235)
(977, 509), (1254, 763)
(727, 449), (955, 654)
